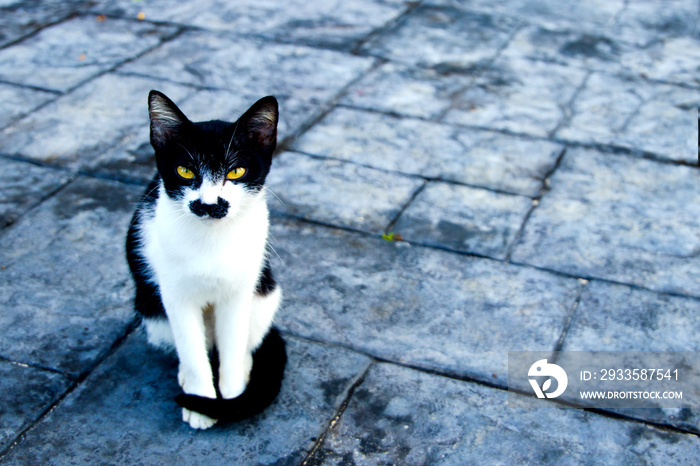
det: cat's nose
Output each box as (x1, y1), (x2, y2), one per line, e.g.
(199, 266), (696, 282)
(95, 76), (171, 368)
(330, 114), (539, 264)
(189, 197), (229, 219)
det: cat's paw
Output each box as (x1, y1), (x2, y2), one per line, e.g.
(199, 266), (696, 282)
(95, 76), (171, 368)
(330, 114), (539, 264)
(219, 372), (247, 399)
(182, 407), (217, 430)
(178, 367), (216, 398)
(218, 353), (252, 399)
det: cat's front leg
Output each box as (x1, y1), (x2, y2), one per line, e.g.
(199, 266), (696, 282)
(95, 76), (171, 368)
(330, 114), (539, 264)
(163, 296), (218, 429)
(215, 293), (254, 399)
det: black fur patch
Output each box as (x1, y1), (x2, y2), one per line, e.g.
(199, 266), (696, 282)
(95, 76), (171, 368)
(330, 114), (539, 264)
(126, 177), (167, 319)
(189, 198), (230, 219)
(255, 259), (277, 297)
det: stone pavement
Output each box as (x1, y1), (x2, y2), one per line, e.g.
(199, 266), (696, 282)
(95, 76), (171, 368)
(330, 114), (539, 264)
(0, 0), (698, 463)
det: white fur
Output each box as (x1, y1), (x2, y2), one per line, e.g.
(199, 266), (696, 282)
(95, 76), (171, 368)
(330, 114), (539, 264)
(138, 182), (281, 429)
(143, 318), (175, 350)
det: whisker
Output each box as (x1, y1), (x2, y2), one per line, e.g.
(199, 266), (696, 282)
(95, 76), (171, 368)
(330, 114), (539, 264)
(264, 187), (286, 206)
(265, 231), (285, 265)
(177, 143), (197, 165)
(225, 119), (241, 161)
(266, 242), (284, 266)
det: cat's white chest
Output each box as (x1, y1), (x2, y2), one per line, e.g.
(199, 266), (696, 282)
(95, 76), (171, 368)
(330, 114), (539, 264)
(141, 190), (269, 297)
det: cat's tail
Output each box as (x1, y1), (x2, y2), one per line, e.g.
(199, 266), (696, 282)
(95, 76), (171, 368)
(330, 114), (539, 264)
(175, 328), (287, 422)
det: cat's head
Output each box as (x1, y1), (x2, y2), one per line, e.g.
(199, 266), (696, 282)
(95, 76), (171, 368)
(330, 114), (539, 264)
(148, 90), (278, 221)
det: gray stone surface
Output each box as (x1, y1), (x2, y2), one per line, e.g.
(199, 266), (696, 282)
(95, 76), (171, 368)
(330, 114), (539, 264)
(446, 0), (700, 47)
(0, 159), (72, 228)
(511, 148), (700, 298)
(445, 57), (588, 137)
(564, 281), (700, 352)
(611, 0), (700, 45)
(621, 37), (700, 87)
(556, 73), (697, 162)
(0, 73), (194, 168)
(292, 106), (564, 196)
(392, 182), (533, 259)
(120, 31), (375, 135)
(0, 177), (140, 377)
(0, 84), (55, 131)
(0, 361), (71, 452)
(2, 332), (371, 464)
(0, 0), (90, 48)
(500, 25), (700, 87)
(312, 362), (700, 464)
(360, 4), (520, 70)
(450, 0), (626, 33)
(0, 15), (178, 92)
(341, 62), (467, 120)
(0, 0), (698, 461)
(93, 0), (413, 50)
(558, 280), (700, 432)
(267, 151), (424, 233)
(272, 218), (580, 385)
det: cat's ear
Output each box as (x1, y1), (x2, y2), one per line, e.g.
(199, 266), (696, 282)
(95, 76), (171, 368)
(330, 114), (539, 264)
(237, 96), (278, 156)
(148, 90), (190, 147)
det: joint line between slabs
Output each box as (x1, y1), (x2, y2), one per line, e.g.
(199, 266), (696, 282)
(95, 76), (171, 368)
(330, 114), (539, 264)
(300, 361), (374, 465)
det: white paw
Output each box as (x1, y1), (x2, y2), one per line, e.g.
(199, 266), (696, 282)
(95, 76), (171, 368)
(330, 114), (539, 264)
(178, 367), (216, 398)
(219, 373), (247, 399)
(183, 408), (217, 430)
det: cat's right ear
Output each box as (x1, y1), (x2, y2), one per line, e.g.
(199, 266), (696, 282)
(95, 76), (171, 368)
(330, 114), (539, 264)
(148, 90), (189, 147)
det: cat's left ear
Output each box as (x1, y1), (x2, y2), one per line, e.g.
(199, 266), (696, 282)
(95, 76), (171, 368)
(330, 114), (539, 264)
(148, 90), (190, 148)
(237, 96), (278, 156)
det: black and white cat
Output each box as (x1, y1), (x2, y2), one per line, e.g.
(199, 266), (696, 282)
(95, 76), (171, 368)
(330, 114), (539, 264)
(126, 91), (285, 429)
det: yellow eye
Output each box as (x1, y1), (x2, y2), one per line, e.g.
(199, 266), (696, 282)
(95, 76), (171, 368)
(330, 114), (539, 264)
(176, 166), (195, 180)
(227, 167), (246, 180)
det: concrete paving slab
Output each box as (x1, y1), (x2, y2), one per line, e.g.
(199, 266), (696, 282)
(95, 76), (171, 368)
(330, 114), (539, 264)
(565, 282), (700, 352)
(556, 73), (697, 162)
(445, 57), (588, 137)
(500, 26), (627, 73)
(621, 37), (700, 87)
(267, 151), (424, 233)
(558, 280), (700, 432)
(93, 0), (413, 50)
(340, 62), (467, 120)
(120, 31), (375, 130)
(511, 148), (700, 298)
(85, 131), (156, 185)
(0, 83), (55, 131)
(292, 107), (455, 176)
(292, 106), (563, 197)
(360, 3), (520, 70)
(0, 159), (72, 228)
(0, 73), (194, 168)
(500, 25), (700, 88)
(271, 218), (580, 385)
(0, 0), (90, 48)
(311, 362), (700, 464)
(612, 0), (700, 45)
(0, 15), (178, 92)
(0, 177), (141, 377)
(2, 332), (371, 464)
(392, 182), (533, 259)
(445, 0), (625, 33)
(0, 361), (71, 453)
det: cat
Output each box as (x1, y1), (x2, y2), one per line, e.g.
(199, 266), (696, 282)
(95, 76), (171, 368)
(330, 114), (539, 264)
(126, 90), (285, 429)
